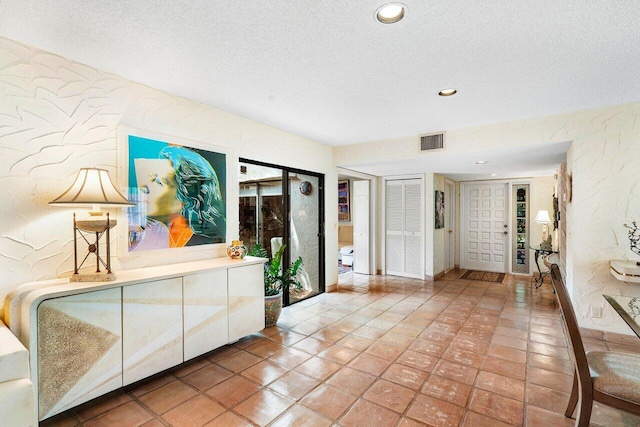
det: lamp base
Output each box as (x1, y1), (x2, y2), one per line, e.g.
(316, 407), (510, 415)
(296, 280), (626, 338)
(71, 272), (116, 282)
(76, 219), (117, 232)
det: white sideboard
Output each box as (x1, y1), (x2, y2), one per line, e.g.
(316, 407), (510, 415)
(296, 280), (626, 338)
(3, 256), (266, 421)
(183, 270), (229, 361)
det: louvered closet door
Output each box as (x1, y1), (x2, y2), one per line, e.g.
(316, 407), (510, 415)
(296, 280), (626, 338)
(386, 178), (424, 279)
(404, 181), (422, 276)
(386, 181), (404, 275)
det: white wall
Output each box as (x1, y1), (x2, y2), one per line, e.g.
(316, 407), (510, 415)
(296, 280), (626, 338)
(529, 176), (556, 259)
(432, 174), (446, 277)
(424, 174), (435, 277)
(566, 112), (640, 333)
(335, 102), (640, 335)
(0, 37), (337, 305)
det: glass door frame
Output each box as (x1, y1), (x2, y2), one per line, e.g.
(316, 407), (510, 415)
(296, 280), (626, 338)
(240, 158), (325, 306)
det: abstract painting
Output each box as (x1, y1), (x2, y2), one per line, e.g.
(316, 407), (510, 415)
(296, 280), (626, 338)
(435, 190), (445, 229)
(125, 133), (226, 252)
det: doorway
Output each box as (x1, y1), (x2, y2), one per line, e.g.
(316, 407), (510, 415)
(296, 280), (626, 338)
(239, 160), (325, 306)
(461, 181), (509, 273)
(337, 170), (376, 277)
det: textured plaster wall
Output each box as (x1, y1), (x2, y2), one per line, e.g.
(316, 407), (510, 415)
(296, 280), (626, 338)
(289, 176), (320, 293)
(529, 176), (556, 270)
(336, 102), (640, 335)
(566, 110), (640, 334)
(0, 37), (336, 305)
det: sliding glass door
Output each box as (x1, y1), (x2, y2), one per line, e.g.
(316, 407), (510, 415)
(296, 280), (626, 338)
(239, 160), (324, 306)
(239, 164), (284, 255)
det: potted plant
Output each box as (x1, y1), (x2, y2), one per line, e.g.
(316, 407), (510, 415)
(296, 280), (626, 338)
(248, 243), (303, 327)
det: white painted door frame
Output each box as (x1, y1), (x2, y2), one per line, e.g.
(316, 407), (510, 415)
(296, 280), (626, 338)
(353, 180), (370, 274)
(444, 179), (456, 272)
(337, 168), (376, 275)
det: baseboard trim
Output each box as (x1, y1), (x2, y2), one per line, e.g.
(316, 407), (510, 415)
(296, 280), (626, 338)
(326, 283), (338, 293)
(425, 271), (445, 282)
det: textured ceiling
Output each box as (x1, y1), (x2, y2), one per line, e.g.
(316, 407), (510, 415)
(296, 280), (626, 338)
(2, 1), (639, 176)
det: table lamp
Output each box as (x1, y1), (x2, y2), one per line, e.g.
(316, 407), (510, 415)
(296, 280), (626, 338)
(534, 209), (553, 250)
(50, 168), (134, 282)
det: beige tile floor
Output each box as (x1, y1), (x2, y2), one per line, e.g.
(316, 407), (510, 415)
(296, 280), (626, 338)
(41, 270), (640, 427)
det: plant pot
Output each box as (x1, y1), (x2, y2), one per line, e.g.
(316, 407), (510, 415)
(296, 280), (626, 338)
(264, 291), (283, 327)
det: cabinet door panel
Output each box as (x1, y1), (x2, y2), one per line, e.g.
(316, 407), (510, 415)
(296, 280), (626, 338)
(123, 278), (183, 385)
(228, 264), (264, 341)
(37, 288), (122, 420)
(184, 270), (228, 360)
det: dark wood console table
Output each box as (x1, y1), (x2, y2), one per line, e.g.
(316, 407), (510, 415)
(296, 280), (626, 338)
(531, 247), (558, 288)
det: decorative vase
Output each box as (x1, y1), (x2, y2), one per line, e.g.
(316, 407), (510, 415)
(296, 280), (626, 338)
(227, 240), (247, 259)
(264, 292), (283, 327)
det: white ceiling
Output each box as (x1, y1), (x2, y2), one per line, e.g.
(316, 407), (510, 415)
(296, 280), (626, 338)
(2, 1), (639, 178)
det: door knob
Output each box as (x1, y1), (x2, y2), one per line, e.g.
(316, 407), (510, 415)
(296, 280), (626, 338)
(503, 231), (508, 235)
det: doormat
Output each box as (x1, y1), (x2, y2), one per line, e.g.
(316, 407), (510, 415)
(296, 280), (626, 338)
(460, 270), (505, 283)
(338, 260), (352, 275)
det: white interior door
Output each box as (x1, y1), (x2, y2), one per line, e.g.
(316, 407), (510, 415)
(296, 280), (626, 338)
(353, 180), (370, 274)
(462, 182), (508, 273)
(386, 178), (424, 279)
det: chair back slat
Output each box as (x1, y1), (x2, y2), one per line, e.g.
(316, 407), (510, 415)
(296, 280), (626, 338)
(549, 264), (593, 415)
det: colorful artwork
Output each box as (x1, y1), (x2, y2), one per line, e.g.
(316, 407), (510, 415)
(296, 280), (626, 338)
(126, 134), (226, 252)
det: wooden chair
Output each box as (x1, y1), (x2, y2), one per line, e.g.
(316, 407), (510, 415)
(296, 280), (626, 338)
(549, 264), (640, 426)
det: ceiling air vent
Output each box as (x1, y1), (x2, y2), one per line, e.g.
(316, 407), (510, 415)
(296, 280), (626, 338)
(420, 133), (445, 151)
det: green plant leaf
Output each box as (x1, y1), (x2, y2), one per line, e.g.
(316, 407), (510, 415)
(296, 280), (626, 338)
(253, 243), (304, 296)
(247, 243), (268, 258)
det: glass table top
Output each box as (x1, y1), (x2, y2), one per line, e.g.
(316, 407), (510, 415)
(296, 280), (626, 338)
(529, 246), (558, 253)
(603, 294), (640, 338)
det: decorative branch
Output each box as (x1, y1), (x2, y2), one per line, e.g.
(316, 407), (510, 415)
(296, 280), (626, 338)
(624, 221), (640, 258)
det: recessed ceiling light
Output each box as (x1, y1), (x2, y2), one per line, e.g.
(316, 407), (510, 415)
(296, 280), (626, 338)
(439, 88), (457, 96)
(491, 173), (498, 176)
(376, 3), (406, 24)
(476, 160), (488, 165)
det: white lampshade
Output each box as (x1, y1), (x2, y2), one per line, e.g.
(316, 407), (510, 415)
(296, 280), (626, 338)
(49, 168), (133, 208)
(534, 210), (552, 223)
